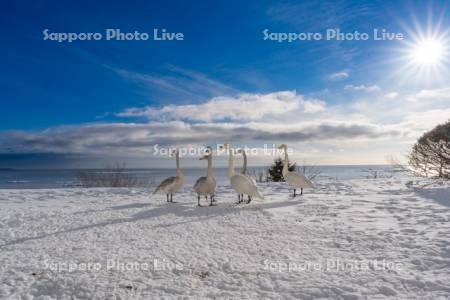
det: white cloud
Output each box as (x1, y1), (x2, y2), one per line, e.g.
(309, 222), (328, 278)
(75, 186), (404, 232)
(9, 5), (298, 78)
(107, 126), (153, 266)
(399, 108), (450, 135)
(117, 91), (326, 122)
(344, 84), (380, 92)
(110, 65), (239, 102)
(340, 86), (450, 141)
(408, 87), (450, 102)
(0, 120), (400, 157)
(329, 71), (349, 80)
(2, 83), (449, 165)
(384, 92), (399, 99)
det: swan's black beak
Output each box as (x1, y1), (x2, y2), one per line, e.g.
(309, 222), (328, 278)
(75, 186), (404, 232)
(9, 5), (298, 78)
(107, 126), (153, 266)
(199, 155), (208, 160)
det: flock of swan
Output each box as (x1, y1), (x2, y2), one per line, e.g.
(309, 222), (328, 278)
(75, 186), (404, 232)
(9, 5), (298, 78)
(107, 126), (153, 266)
(154, 144), (314, 207)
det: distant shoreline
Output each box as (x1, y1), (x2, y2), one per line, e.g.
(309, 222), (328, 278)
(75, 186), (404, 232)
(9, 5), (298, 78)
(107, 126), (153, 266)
(0, 164), (391, 171)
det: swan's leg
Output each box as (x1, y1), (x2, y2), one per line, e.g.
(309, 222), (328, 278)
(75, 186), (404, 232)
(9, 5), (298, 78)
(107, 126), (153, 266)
(247, 195), (252, 204)
(241, 194), (244, 203)
(293, 189), (296, 197)
(166, 194), (169, 202)
(197, 195), (201, 207)
(209, 195), (213, 206)
(170, 194), (173, 202)
(300, 188), (303, 195)
(236, 194), (241, 204)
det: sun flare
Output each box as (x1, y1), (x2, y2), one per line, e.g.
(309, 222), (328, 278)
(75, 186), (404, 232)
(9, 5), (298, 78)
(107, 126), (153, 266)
(411, 38), (445, 66)
(392, 19), (450, 85)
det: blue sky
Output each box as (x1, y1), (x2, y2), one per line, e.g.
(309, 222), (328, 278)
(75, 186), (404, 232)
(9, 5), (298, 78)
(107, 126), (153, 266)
(1, 0), (449, 168)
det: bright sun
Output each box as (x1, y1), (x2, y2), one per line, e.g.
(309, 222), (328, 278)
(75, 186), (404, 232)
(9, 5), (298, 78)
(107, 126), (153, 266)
(390, 11), (450, 84)
(395, 24), (449, 84)
(411, 38), (445, 65)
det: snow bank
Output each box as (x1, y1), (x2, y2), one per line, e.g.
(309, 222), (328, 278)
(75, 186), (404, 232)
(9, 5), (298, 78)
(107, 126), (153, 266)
(0, 178), (449, 299)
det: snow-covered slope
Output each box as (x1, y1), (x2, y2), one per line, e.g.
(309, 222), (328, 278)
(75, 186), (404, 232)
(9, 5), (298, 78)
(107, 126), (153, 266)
(0, 177), (449, 299)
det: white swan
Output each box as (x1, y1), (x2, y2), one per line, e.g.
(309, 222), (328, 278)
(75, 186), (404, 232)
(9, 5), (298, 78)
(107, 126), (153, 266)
(278, 144), (314, 197)
(237, 148), (257, 185)
(193, 146), (217, 206)
(153, 149), (185, 202)
(222, 144), (263, 204)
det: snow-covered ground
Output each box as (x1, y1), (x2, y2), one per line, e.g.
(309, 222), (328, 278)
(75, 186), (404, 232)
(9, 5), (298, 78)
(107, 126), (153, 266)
(0, 176), (449, 299)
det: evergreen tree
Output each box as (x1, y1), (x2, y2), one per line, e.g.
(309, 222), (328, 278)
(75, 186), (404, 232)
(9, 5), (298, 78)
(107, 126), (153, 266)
(267, 157), (296, 182)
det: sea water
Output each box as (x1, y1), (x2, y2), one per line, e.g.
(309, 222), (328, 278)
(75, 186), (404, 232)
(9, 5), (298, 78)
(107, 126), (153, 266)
(0, 165), (396, 189)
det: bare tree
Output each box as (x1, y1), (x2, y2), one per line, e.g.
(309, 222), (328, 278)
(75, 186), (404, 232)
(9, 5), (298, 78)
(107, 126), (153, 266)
(297, 161), (322, 180)
(362, 167), (394, 179)
(409, 120), (450, 180)
(364, 169), (379, 179)
(251, 168), (269, 183)
(78, 163), (153, 188)
(386, 155), (407, 172)
(257, 169), (266, 183)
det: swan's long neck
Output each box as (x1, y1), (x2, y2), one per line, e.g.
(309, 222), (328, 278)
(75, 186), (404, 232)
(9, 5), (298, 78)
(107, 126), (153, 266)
(207, 154), (213, 179)
(228, 149), (235, 178)
(241, 151), (248, 174)
(282, 147), (289, 176)
(175, 151), (183, 177)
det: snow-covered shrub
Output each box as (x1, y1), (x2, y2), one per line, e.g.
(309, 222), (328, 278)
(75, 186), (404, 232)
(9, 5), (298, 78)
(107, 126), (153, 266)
(409, 120), (450, 179)
(78, 163), (152, 187)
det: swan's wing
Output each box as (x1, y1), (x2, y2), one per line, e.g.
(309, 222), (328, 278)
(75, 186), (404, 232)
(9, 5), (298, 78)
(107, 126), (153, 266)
(244, 174), (257, 185)
(232, 175), (263, 199)
(231, 174), (256, 192)
(208, 177), (217, 189)
(285, 172), (314, 188)
(154, 176), (177, 194)
(253, 187), (264, 200)
(194, 176), (217, 195)
(193, 176), (207, 189)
